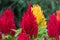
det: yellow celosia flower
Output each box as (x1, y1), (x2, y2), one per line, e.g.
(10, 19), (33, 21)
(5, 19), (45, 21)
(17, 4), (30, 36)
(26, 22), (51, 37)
(31, 4), (46, 27)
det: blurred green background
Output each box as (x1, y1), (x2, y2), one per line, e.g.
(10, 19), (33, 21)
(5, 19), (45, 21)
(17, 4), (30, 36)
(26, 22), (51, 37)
(0, 0), (60, 28)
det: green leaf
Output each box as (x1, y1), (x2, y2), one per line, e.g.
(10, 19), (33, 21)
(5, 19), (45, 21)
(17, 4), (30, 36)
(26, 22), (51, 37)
(2, 34), (5, 40)
(14, 28), (22, 37)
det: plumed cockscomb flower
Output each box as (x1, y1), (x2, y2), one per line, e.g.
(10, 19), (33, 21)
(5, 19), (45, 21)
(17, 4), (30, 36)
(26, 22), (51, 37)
(20, 3), (38, 38)
(47, 14), (59, 38)
(0, 9), (16, 35)
(31, 4), (46, 27)
(17, 33), (30, 40)
(47, 10), (60, 40)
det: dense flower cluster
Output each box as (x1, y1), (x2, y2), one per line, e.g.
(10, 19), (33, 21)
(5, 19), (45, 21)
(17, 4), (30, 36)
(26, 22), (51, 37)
(0, 9), (16, 35)
(47, 10), (60, 40)
(1, 2), (60, 40)
(47, 14), (58, 37)
(31, 4), (46, 27)
(20, 3), (38, 38)
(17, 33), (30, 40)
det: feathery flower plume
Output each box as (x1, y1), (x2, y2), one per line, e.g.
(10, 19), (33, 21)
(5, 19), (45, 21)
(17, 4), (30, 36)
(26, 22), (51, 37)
(20, 3), (38, 38)
(31, 4), (46, 27)
(0, 9), (16, 35)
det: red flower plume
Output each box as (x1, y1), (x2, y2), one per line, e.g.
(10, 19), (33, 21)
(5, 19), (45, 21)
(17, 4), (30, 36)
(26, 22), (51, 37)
(20, 3), (38, 38)
(0, 9), (16, 35)
(47, 14), (59, 38)
(47, 11), (60, 40)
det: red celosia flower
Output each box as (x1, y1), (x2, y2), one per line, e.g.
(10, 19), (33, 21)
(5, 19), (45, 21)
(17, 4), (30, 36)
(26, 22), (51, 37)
(20, 3), (38, 38)
(47, 11), (60, 40)
(17, 33), (30, 40)
(56, 20), (60, 36)
(47, 14), (59, 38)
(0, 9), (16, 35)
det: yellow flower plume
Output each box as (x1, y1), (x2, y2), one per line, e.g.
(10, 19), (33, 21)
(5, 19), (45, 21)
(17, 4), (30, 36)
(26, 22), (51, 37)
(31, 4), (46, 27)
